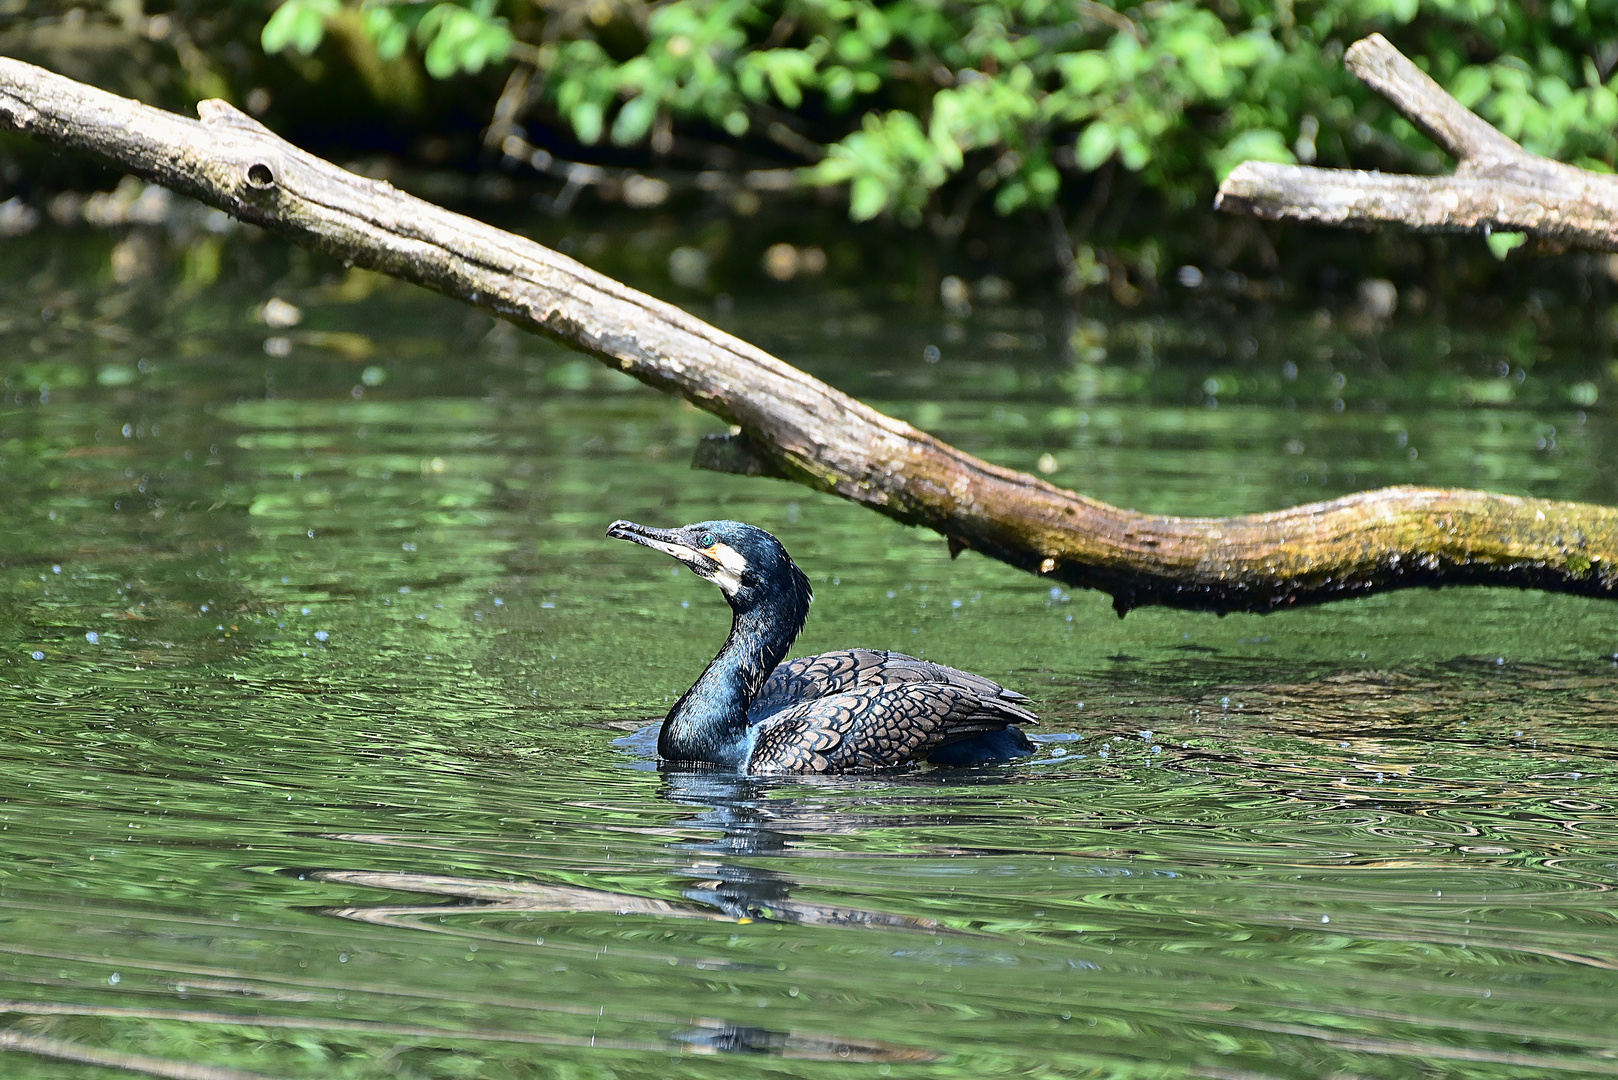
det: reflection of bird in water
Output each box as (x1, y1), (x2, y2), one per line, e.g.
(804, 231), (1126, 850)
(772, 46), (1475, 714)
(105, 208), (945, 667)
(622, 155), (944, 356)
(657, 768), (996, 932)
(320, 770), (1010, 936)
(607, 519), (1037, 773)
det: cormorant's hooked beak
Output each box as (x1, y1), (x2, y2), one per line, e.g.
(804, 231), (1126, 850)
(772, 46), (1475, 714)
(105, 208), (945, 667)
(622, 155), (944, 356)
(608, 519), (752, 598)
(607, 519), (717, 578)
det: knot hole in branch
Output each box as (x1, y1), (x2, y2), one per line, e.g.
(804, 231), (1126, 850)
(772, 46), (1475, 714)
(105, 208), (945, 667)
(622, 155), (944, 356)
(245, 162), (276, 190)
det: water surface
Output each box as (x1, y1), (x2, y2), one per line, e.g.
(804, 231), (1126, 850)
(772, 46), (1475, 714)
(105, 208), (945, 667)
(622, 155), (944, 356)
(0, 227), (1614, 1078)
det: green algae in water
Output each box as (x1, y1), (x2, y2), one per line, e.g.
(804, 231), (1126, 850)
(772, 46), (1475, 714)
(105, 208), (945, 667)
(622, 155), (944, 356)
(0, 231), (1614, 1077)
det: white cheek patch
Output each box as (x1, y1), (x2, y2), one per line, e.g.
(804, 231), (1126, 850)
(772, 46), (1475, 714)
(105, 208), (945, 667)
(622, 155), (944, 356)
(708, 542), (749, 596)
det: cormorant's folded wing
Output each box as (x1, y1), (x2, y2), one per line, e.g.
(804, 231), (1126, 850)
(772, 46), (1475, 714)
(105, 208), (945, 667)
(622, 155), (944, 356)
(751, 649), (1036, 725)
(746, 681), (1029, 774)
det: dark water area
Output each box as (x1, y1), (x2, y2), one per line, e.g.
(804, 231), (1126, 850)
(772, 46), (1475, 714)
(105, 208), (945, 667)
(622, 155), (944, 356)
(0, 225), (1615, 1078)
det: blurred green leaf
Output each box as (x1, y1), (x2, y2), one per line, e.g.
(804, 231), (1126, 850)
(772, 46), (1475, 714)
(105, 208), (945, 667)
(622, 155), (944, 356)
(262, 0), (339, 56)
(611, 95), (658, 145)
(1077, 122), (1117, 170)
(1212, 128), (1295, 181)
(1487, 231), (1527, 259)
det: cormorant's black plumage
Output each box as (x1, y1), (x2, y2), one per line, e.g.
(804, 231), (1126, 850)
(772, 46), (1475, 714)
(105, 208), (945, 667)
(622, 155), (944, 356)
(607, 519), (1037, 774)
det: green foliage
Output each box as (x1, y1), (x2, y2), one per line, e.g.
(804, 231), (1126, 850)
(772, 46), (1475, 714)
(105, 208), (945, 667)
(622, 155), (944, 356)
(264, 0), (513, 78)
(1486, 230), (1528, 259)
(262, 0), (341, 56)
(259, 0), (1618, 231)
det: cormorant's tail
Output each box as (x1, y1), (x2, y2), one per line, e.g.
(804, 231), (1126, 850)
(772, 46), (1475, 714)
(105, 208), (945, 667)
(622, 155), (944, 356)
(926, 726), (1035, 765)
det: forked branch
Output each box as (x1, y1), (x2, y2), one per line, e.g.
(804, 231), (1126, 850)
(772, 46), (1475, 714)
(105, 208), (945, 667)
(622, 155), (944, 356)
(2, 57), (1617, 614)
(1216, 34), (1618, 250)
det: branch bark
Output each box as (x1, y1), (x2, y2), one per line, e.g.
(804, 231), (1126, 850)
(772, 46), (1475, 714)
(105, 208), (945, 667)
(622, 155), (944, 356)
(3, 57), (1618, 614)
(1216, 34), (1618, 251)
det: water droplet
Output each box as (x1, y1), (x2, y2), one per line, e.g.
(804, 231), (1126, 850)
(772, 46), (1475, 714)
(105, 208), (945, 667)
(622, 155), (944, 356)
(314, 631), (329, 642)
(108, 972), (120, 985)
(29, 651), (43, 661)
(85, 632), (99, 644)
(1320, 915), (1330, 924)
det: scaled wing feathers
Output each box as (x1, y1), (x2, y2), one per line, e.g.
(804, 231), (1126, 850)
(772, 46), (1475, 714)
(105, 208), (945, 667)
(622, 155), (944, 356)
(750, 649), (1036, 726)
(747, 681), (1026, 774)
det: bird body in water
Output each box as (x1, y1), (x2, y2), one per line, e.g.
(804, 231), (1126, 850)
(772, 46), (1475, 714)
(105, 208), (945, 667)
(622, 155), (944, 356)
(607, 519), (1037, 774)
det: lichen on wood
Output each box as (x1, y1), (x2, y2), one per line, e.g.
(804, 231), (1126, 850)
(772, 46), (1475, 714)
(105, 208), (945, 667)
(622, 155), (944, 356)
(3, 55), (1616, 615)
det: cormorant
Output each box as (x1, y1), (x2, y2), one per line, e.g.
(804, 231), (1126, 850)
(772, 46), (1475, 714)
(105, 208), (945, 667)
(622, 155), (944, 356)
(607, 519), (1037, 774)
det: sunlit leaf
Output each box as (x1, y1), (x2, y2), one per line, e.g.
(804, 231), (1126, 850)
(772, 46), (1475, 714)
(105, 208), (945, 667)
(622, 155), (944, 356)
(1486, 231), (1527, 259)
(572, 100), (605, 145)
(849, 175), (889, 219)
(262, 0), (338, 56)
(1212, 127), (1293, 180)
(1076, 122), (1117, 170)
(612, 95), (659, 145)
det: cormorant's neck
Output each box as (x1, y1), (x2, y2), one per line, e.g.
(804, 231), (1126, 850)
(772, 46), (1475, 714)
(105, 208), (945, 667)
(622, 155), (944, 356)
(660, 594), (806, 768)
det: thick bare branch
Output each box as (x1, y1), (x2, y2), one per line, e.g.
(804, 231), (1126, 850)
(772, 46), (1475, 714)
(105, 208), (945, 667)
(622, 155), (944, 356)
(1216, 34), (1618, 251)
(3, 57), (1618, 614)
(1217, 163), (1618, 250)
(1344, 34), (1523, 168)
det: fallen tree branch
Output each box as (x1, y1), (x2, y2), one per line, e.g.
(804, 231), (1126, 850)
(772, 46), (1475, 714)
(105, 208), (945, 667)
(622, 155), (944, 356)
(1216, 34), (1618, 251)
(3, 58), (1617, 614)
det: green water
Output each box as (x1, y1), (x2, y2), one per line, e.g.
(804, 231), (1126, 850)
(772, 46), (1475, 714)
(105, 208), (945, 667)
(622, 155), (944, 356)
(0, 228), (1615, 1079)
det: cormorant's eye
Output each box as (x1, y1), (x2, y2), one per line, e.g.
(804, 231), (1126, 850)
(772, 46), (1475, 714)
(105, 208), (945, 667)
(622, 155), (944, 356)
(698, 533), (716, 548)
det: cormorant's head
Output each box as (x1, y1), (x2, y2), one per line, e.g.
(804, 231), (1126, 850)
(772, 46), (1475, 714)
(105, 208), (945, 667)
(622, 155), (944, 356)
(606, 519), (813, 616)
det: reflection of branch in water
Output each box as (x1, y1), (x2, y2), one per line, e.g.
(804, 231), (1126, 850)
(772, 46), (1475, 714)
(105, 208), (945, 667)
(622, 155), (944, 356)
(309, 870), (947, 1063)
(0, 997), (941, 1065)
(0, 1028), (272, 1080)
(314, 865), (954, 936)
(316, 869), (718, 922)
(312, 869), (732, 948)
(301, 771), (1037, 1064)
(317, 770), (1010, 936)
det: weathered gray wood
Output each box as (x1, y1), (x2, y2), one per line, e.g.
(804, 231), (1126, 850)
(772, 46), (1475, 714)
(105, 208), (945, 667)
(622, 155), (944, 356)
(4, 56), (1618, 614)
(1216, 34), (1618, 250)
